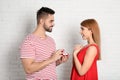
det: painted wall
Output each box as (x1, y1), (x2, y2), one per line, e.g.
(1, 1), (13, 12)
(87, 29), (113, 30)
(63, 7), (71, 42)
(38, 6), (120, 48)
(0, 0), (120, 80)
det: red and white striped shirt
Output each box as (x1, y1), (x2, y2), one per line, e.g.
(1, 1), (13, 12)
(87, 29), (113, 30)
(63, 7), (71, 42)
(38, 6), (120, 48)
(20, 34), (57, 80)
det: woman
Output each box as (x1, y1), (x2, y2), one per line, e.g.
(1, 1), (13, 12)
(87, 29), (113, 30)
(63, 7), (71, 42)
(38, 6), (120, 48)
(71, 19), (101, 80)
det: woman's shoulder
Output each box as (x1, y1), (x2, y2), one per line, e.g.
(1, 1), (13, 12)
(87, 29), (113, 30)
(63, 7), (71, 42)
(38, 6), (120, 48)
(86, 44), (99, 55)
(87, 43), (98, 48)
(83, 44), (99, 52)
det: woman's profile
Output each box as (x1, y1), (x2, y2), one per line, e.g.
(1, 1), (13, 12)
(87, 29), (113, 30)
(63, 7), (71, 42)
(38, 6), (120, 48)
(71, 19), (101, 80)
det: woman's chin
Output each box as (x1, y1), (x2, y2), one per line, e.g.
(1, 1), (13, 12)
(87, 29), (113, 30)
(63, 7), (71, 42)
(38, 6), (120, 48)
(82, 37), (86, 40)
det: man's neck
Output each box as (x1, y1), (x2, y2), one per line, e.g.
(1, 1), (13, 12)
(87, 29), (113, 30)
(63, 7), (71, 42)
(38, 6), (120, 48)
(32, 25), (47, 38)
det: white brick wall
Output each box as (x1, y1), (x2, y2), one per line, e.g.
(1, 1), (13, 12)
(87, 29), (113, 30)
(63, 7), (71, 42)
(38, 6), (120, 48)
(0, 0), (120, 80)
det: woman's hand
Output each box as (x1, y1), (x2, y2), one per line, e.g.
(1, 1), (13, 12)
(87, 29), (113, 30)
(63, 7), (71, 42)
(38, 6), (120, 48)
(73, 44), (83, 56)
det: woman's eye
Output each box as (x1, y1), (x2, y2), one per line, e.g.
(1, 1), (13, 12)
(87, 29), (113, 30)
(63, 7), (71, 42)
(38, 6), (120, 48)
(81, 27), (84, 30)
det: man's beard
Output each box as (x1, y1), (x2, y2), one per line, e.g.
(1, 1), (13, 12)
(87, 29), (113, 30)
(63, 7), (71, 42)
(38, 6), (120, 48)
(43, 23), (53, 32)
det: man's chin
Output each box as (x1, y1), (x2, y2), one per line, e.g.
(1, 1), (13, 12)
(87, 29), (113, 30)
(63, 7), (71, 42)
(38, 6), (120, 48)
(47, 29), (52, 32)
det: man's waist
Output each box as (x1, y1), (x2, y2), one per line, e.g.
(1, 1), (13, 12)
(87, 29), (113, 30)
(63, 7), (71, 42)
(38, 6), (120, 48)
(35, 79), (55, 80)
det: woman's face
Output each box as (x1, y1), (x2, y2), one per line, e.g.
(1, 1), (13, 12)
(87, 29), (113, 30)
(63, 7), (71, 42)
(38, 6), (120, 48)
(80, 26), (92, 40)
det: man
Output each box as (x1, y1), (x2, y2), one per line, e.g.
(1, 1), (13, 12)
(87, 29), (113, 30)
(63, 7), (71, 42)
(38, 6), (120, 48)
(20, 7), (68, 80)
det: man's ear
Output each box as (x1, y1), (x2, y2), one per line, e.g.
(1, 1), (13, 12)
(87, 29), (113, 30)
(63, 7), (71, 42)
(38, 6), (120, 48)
(39, 19), (44, 24)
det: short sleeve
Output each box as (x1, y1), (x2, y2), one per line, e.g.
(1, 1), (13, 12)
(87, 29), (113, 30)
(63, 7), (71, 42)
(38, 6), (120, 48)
(19, 37), (35, 59)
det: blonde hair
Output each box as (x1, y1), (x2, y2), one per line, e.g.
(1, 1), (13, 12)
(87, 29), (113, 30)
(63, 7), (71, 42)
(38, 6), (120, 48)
(81, 19), (101, 60)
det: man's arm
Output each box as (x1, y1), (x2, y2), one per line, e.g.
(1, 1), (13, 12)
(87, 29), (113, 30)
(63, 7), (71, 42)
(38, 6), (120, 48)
(21, 50), (63, 74)
(56, 55), (69, 66)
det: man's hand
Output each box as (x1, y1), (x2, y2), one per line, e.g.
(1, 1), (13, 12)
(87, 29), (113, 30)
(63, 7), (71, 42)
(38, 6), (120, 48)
(56, 55), (69, 66)
(60, 55), (69, 63)
(50, 49), (63, 62)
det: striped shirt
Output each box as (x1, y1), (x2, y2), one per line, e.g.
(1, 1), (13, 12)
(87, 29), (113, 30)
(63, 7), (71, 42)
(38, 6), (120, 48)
(20, 34), (57, 80)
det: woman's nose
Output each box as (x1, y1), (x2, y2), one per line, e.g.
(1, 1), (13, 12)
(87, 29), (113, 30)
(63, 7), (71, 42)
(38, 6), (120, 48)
(80, 30), (82, 34)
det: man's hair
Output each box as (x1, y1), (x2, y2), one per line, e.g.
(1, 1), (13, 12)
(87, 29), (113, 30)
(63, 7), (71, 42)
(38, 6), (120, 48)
(37, 7), (55, 24)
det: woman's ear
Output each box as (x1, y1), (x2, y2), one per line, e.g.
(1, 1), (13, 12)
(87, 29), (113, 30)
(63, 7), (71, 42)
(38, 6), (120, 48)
(89, 30), (93, 34)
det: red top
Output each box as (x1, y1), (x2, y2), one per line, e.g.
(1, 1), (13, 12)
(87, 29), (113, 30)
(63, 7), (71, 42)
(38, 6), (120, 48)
(71, 44), (99, 80)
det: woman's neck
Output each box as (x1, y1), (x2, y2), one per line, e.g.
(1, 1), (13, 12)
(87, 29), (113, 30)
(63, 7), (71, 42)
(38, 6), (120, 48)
(87, 36), (95, 44)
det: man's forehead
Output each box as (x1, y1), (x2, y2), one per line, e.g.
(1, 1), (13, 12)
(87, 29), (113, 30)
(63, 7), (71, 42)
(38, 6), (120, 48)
(47, 14), (54, 20)
(47, 14), (54, 17)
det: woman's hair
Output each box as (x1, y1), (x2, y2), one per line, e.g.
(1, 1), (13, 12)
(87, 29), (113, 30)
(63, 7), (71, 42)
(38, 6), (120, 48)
(81, 19), (101, 60)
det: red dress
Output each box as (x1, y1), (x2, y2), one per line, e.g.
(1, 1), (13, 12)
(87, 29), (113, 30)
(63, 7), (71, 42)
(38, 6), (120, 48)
(71, 44), (99, 80)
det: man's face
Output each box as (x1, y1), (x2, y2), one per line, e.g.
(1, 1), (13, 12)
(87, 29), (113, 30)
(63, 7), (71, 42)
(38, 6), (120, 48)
(43, 14), (54, 32)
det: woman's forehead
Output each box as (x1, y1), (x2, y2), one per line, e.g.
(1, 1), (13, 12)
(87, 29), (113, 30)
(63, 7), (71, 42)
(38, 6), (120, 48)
(80, 26), (90, 30)
(81, 26), (87, 28)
